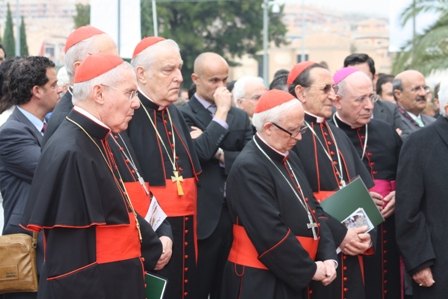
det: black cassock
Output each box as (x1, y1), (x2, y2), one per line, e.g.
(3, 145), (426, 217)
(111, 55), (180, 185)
(22, 110), (162, 299)
(221, 135), (337, 299)
(291, 113), (374, 299)
(331, 115), (402, 299)
(127, 93), (201, 299)
(108, 132), (173, 270)
(396, 117), (448, 299)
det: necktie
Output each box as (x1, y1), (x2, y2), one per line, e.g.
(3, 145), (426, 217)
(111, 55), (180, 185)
(415, 117), (424, 127)
(208, 104), (217, 116)
(41, 121), (47, 134)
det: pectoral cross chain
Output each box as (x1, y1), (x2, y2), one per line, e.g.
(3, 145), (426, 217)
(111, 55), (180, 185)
(307, 215), (318, 240)
(171, 170), (184, 196)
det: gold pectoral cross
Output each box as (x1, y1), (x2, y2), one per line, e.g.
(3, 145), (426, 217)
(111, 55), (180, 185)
(171, 170), (184, 196)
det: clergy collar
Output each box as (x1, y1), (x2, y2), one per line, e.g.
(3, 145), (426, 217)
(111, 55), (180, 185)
(333, 112), (365, 130)
(137, 89), (166, 111)
(72, 106), (110, 139)
(255, 133), (289, 162)
(305, 112), (325, 123)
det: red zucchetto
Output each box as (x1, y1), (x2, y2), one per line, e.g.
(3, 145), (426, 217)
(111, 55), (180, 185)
(132, 36), (166, 59)
(64, 25), (105, 53)
(74, 54), (123, 83)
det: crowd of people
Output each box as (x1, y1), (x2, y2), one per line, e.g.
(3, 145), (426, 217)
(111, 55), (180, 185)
(0, 25), (447, 299)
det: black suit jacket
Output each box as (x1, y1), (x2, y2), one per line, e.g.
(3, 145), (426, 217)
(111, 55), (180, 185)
(0, 107), (43, 235)
(42, 90), (73, 145)
(179, 96), (253, 239)
(373, 99), (403, 131)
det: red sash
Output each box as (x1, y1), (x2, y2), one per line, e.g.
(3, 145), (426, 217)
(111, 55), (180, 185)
(150, 178), (198, 261)
(149, 178), (197, 217)
(313, 190), (336, 203)
(96, 212), (141, 264)
(370, 179), (396, 197)
(124, 181), (151, 216)
(228, 225), (319, 270)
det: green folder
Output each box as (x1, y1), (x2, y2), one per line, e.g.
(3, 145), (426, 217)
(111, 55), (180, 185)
(319, 176), (384, 227)
(145, 273), (167, 299)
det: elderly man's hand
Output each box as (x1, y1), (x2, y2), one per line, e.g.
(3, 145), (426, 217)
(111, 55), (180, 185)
(154, 236), (173, 270)
(381, 191), (396, 218)
(413, 267), (435, 288)
(340, 226), (372, 256)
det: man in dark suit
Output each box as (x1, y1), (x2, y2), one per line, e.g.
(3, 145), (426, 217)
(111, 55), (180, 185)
(393, 70), (435, 140)
(395, 81), (448, 298)
(0, 56), (62, 299)
(179, 52), (253, 299)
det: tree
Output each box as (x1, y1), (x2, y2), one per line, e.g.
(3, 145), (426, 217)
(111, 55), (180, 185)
(141, 0), (288, 86)
(3, 3), (15, 57)
(20, 16), (29, 56)
(74, 3), (90, 28)
(392, 0), (448, 75)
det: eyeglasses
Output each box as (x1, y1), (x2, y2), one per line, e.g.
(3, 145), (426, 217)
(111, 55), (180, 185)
(353, 93), (378, 104)
(101, 84), (138, 101)
(272, 122), (308, 138)
(409, 85), (430, 93)
(312, 83), (334, 94)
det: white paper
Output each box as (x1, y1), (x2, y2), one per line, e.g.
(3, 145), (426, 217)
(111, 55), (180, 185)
(144, 195), (167, 232)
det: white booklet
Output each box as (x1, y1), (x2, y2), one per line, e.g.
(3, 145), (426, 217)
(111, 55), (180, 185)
(144, 195), (167, 231)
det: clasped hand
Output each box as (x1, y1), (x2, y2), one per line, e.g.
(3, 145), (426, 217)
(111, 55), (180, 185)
(340, 225), (372, 256)
(313, 260), (337, 286)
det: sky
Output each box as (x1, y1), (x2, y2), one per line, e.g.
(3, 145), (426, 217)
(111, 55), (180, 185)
(288, 0), (437, 52)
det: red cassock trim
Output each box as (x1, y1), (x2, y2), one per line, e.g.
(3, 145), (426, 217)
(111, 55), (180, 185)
(228, 225), (319, 270)
(96, 212), (141, 264)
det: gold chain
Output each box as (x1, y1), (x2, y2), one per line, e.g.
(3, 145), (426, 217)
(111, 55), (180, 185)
(139, 101), (185, 196)
(140, 102), (177, 170)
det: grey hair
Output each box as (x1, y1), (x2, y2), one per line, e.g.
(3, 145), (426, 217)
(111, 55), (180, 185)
(64, 34), (106, 82)
(232, 76), (265, 105)
(252, 99), (301, 132)
(72, 62), (134, 105)
(438, 81), (448, 117)
(335, 80), (348, 98)
(131, 39), (180, 70)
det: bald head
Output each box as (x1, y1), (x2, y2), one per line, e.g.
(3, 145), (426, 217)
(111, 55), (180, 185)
(394, 70), (425, 86)
(393, 69), (427, 115)
(192, 52), (229, 102)
(193, 52), (228, 75)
